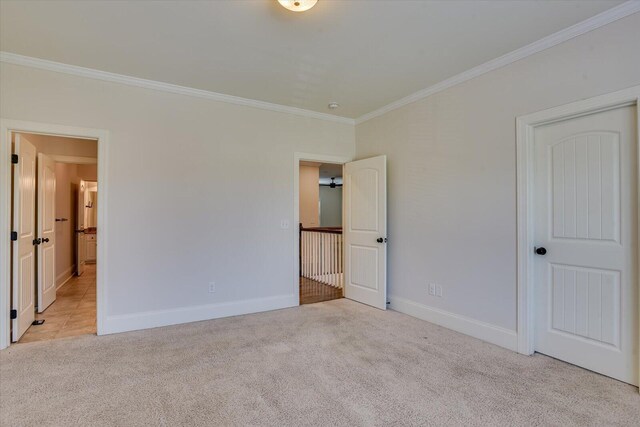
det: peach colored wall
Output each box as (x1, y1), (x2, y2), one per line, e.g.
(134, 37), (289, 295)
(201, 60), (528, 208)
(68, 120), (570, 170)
(54, 162), (78, 286)
(18, 133), (97, 157)
(53, 164), (98, 287)
(77, 164), (97, 181)
(299, 165), (319, 228)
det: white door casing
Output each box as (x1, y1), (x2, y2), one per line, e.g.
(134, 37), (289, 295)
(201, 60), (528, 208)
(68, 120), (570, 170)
(11, 134), (36, 341)
(533, 105), (638, 385)
(76, 180), (86, 276)
(344, 155), (387, 310)
(0, 120), (108, 350)
(37, 152), (56, 312)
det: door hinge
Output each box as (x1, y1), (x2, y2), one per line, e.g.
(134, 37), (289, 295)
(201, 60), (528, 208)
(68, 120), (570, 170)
(10, 309), (17, 320)
(11, 154), (18, 164)
(10, 231), (17, 241)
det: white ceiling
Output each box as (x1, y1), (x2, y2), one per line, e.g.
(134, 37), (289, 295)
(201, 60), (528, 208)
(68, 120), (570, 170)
(0, 0), (625, 119)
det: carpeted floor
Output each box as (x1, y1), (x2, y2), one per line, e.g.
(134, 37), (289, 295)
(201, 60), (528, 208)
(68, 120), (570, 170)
(1, 299), (638, 426)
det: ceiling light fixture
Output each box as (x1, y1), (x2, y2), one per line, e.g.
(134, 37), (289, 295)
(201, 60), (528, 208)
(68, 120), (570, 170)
(328, 102), (339, 110)
(278, 0), (318, 12)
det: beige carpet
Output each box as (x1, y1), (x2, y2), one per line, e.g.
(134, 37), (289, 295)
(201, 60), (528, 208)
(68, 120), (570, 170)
(1, 299), (638, 426)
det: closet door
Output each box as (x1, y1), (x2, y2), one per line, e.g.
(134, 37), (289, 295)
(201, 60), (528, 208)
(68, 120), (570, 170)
(37, 153), (57, 312)
(11, 135), (36, 341)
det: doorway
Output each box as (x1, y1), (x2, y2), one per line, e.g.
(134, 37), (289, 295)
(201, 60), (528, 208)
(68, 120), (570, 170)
(299, 161), (344, 304)
(294, 153), (388, 310)
(11, 133), (99, 343)
(517, 87), (640, 386)
(0, 120), (108, 350)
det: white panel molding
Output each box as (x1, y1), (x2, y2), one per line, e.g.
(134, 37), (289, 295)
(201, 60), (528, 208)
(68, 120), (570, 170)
(103, 294), (297, 335)
(355, 1), (640, 125)
(391, 296), (518, 351)
(515, 86), (640, 387)
(0, 52), (355, 126)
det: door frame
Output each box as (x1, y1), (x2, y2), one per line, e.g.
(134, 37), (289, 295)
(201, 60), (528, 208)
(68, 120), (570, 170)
(0, 119), (109, 350)
(293, 152), (353, 305)
(515, 86), (640, 376)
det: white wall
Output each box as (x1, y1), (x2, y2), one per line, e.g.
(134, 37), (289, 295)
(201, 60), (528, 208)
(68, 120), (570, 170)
(355, 14), (640, 339)
(319, 186), (342, 227)
(299, 165), (320, 228)
(1, 62), (354, 332)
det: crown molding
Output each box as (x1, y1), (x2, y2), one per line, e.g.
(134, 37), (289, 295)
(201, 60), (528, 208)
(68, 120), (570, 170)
(355, 1), (640, 125)
(2, 1), (637, 127)
(0, 51), (355, 126)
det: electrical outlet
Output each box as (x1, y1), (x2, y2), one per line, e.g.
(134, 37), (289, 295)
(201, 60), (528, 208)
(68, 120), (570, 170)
(280, 219), (290, 229)
(208, 282), (216, 293)
(429, 283), (443, 297)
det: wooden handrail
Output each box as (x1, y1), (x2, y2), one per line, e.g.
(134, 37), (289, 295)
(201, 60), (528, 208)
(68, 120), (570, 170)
(300, 226), (342, 234)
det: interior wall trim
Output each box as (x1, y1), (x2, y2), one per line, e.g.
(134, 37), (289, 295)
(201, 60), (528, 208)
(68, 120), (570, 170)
(0, 52), (355, 126)
(103, 294), (297, 335)
(355, 1), (640, 124)
(55, 265), (76, 290)
(390, 296), (519, 352)
(1, 3), (637, 127)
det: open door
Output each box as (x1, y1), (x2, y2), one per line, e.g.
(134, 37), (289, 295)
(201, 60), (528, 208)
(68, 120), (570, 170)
(344, 155), (387, 309)
(37, 153), (56, 312)
(11, 134), (37, 341)
(76, 180), (86, 276)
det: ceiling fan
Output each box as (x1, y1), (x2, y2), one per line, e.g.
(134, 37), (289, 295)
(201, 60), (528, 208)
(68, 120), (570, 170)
(320, 177), (343, 188)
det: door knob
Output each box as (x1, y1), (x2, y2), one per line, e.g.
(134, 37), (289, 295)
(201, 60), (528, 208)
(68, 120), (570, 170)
(33, 238), (42, 246)
(42, 238), (50, 243)
(376, 237), (387, 243)
(535, 247), (547, 255)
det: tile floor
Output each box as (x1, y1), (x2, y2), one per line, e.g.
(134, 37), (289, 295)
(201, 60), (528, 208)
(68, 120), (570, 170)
(19, 264), (96, 343)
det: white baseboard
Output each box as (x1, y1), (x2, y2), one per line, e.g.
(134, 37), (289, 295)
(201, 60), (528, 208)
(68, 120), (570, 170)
(102, 294), (298, 335)
(390, 296), (518, 351)
(56, 265), (76, 290)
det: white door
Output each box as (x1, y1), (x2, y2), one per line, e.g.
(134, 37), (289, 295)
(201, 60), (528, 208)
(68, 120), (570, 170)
(534, 105), (638, 385)
(76, 180), (86, 276)
(11, 134), (36, 341)
(37, 153), (56, 312)
(344, 155), (387, 309)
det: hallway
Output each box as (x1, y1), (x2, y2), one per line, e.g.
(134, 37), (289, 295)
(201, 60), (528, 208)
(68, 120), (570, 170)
(19, 265), (96, 343)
